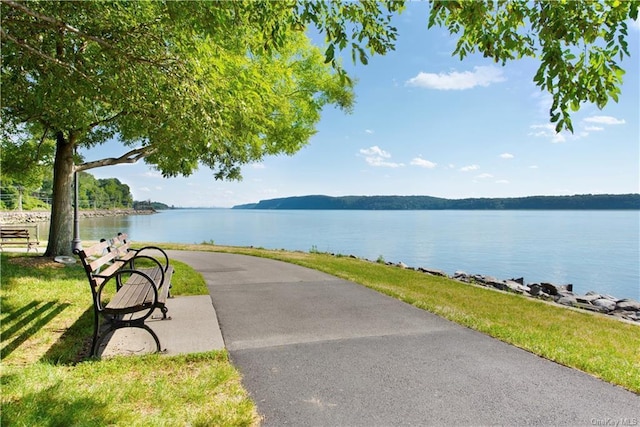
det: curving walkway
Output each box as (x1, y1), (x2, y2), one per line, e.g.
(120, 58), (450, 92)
(167, 250), (639, 426)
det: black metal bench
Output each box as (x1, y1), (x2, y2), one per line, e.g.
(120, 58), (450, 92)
(75, 233), (174, 357)
(0, 225), (40, 252)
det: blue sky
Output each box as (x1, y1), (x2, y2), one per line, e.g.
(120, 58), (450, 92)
(83, 3), (640, 208)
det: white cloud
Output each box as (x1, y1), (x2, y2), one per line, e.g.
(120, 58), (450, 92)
(360, 146), (390, 158)
(530, 121), (598, 143)
(495, 180), (510, 184)
(410, 157), (437, 168)
(499, 153), (514, 159)
(365, 129), (374, 134)
(529, 124), (567, 143)
(529, 165), (539, 169)
(359, 146), (404, 168)
(143, 171), (162, 178)
(460, 164), (480, 172)
(139, 187), (151, 192)
(251, 163), (266, 169)
(405, 66), (505, 90)
(476, 173), (493, 179)
(584, 115), (626, 125)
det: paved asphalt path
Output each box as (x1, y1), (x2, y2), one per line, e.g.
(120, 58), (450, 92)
(167, 251), (639, 426)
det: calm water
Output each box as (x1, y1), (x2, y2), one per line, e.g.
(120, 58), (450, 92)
(46, 209), (640, 300)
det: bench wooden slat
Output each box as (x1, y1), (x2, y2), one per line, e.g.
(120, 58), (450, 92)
(138, 266), (173, 304)
(81, 240), (111, 257)
(83, 240), (133, 277)
(0, 240), (38, 246)
(106, 282), (154, 313)
(88, 252), (119, 277)
(1, 230), (30, 238)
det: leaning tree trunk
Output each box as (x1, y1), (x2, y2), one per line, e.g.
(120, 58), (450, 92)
(44, 132), (76, 257)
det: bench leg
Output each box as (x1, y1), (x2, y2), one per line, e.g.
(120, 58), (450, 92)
(152, 304), (171, 320)
(140, 324), (163, 354)
(90, 310), (101, 357)
(91, 319), (165, 357)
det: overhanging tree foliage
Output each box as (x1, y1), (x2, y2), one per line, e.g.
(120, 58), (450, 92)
(1, 0), (637, 256)
(1, 0), (403, 256)
(428, 0), (638, 132)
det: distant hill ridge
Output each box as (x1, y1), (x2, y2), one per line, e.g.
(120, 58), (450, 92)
(233, 194), (640, 210)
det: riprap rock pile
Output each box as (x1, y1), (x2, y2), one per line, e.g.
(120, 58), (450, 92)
(381, 259), (640, 324)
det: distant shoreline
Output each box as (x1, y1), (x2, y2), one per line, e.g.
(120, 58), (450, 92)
(233, 193), (640, 210)
(0, 209), (155, 225)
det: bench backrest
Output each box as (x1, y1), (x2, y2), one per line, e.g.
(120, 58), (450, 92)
(75, 234), (134, 290)
(1, 229), (30, 239)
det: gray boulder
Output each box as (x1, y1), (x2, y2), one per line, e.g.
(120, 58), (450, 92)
(616, 299), (640, 311)
(540, 283), (559, 295)
(487, 279), (508, 292)
(557, 295), (578, 306)
(505, 280), (528, 294)
(592, 299), (616, 312)
(529, 284), (542, 296)
(581, 293), (603, 302)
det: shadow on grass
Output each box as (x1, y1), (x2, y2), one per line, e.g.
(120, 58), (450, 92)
(1, 300), (70, 359)
(42, 306), (95, 365)
(1, 381), (116, 426)
(1, 254), (95, 364)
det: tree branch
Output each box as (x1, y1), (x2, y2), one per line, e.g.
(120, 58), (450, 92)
(1, 0), (117, 50)
(76, 146), (155, 172)
(35, 125), (50, 160)
(0, 28), (89, 78)
(85, 110), (128, 131)
(2, 0), (180, 68)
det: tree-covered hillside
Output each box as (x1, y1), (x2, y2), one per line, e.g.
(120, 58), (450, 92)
(0, 172), (132, 210)
(1, 171), (169, 211)
(233, 194), (640, 210)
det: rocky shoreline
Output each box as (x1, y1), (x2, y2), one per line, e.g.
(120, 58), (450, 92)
(373, 260), (640, 324)
(0, 209), (155, 225)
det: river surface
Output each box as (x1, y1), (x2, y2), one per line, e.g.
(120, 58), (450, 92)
(39, 209), (640, 300)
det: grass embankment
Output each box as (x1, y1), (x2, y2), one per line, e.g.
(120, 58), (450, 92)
(165, 243), (640, 394)
(1, 253), (259, 426)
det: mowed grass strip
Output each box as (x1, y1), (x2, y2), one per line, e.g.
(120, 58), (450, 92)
(170, 243), (639, 394)
(1, 253), (259, 427)
(1, 352), (256, 427)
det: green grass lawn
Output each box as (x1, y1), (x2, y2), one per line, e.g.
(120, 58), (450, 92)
(1, 252), (259, 426)
(2, 243), (638, 427)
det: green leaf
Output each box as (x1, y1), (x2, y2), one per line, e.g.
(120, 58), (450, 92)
(324, 44), (335, 64)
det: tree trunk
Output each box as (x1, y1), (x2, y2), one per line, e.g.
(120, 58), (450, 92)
(44, 132), (76, 257)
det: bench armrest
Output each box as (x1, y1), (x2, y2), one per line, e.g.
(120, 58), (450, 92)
(128, 245), (171, 272)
